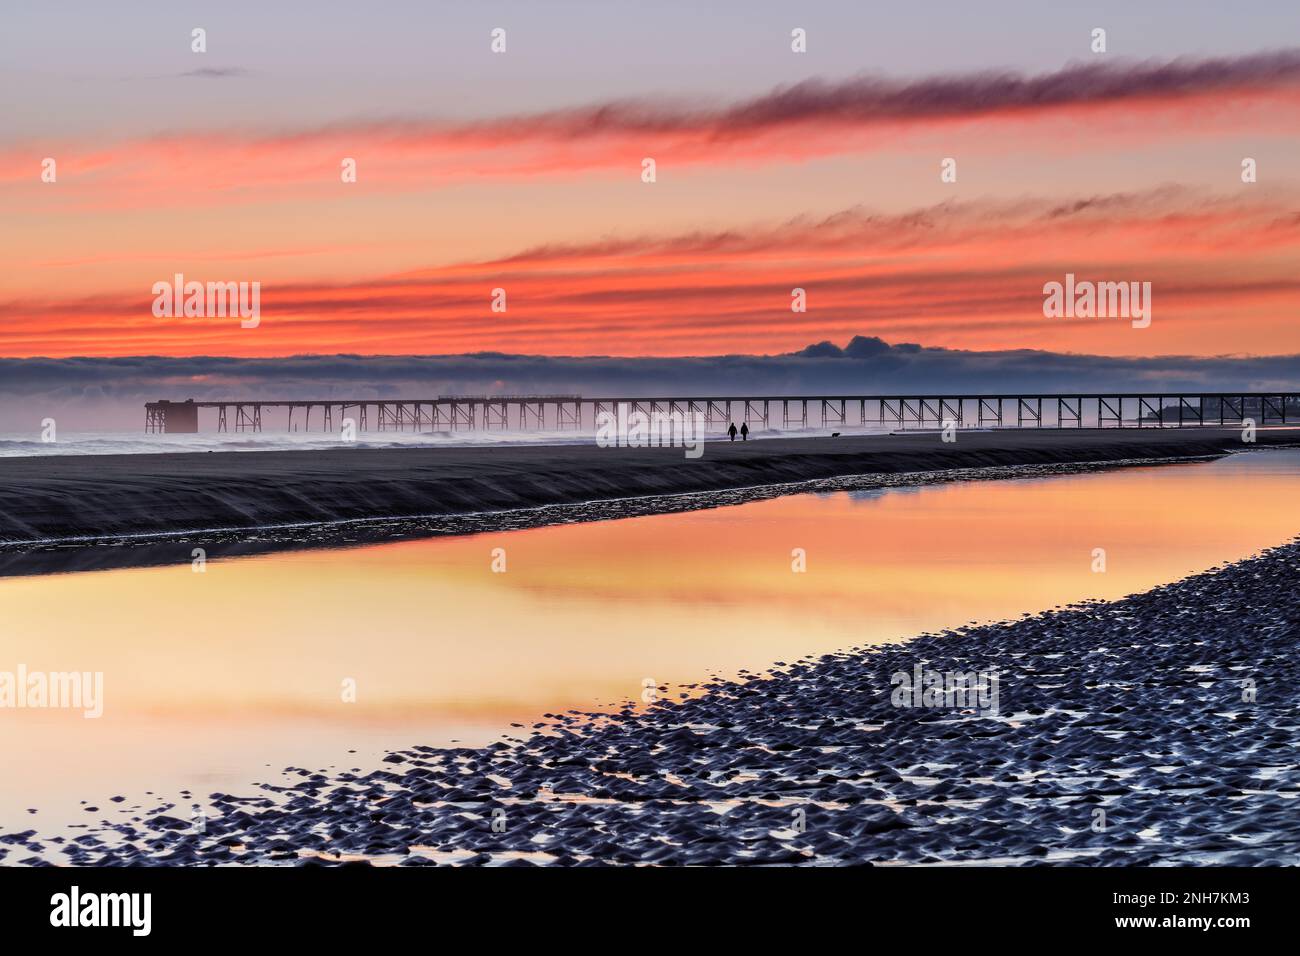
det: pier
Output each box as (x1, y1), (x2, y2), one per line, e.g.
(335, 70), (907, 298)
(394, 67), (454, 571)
(144, 392), (1300, 434)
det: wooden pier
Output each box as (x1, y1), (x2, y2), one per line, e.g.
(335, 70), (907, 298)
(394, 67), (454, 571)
(144, 393), (1300, 434)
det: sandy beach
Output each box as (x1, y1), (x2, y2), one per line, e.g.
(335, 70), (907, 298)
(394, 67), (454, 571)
(4, 430), (1298, 869)
(1, 428), (1295, 577)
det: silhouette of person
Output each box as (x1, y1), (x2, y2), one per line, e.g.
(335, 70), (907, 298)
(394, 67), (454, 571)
(727, 422), (738, 441)
(740, 423), (749, 441)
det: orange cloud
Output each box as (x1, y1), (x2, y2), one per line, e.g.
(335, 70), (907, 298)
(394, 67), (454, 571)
(3, 52), (1299, 211)
(3, 188), (1297, 359)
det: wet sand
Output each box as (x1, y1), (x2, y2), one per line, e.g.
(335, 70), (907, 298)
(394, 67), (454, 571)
(13, 535), (1298, 866)
(1, 428), (1295, 577)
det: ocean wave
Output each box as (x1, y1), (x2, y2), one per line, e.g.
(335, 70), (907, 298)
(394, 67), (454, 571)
(0, 425), (856, 458)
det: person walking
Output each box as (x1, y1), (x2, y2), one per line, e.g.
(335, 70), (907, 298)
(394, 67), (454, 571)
(727, 422), (738, 441)
(740, 422), (749, 441)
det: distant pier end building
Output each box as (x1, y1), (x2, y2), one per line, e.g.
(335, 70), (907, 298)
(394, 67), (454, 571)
(145, 399), (200, 433)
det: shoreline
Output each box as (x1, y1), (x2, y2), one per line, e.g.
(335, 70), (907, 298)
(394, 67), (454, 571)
(0, 427), (1295, 577)
(0, 453), (1225, 577)
(18, 534), (1300, 866)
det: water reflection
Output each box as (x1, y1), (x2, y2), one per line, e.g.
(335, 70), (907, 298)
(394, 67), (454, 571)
(2, 450), (1298, 830)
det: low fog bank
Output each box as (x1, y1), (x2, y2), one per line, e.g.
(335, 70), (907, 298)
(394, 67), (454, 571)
(2, 336), (1298, 432)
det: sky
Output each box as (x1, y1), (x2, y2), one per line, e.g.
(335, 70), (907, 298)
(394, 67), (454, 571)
(1, 0), (1298, 361)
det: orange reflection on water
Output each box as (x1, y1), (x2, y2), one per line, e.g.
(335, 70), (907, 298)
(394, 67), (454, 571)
(1, 450), (1298, 824)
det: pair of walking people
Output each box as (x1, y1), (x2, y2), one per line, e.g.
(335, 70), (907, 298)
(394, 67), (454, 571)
(727, 422), (749, 441)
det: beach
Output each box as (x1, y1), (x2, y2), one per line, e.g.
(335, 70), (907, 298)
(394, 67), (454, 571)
(12, 531), (1297, 867)
(1, 428), (1295, 577)
(2, 433), (1298, 867)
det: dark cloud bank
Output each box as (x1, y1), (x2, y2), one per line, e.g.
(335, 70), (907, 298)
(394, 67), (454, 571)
(394, 49), (1300, 140)
(2, 337), (1298, 430)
